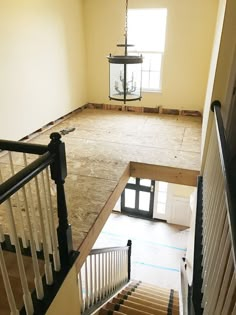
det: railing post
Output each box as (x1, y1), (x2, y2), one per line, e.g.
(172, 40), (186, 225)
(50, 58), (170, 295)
(127, 239), (132, 281)
(48, 132), (73, 266)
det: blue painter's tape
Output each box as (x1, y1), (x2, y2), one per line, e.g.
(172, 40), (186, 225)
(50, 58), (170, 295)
(133, 261), (180, 272)
(101, 231), (187, 252)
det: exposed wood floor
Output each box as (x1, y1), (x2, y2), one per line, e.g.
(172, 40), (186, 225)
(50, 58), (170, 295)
(0, 108), (201, 270)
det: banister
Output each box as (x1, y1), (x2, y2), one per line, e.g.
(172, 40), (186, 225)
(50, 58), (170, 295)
(0, 139), (48, 155)
(90, 246), (129, 255)
(0, 132), (78, 315)
(79, 241), (132, 313)
(211, 100), (236, 267)
(0, 152), (54, 204)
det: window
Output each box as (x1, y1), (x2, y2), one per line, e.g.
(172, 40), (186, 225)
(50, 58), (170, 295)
(156, 181), (168, 215)
(128, 9), (167, 91)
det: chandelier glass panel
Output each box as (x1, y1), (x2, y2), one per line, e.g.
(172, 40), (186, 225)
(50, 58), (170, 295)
(107, 0), (143, 104)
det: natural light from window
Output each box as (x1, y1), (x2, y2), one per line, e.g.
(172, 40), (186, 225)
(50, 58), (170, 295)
(128, 9), (167, 92)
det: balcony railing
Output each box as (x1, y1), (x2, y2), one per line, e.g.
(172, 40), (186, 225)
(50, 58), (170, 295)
(0, 133), (78, 315)
(183, 101), (236, 314)
(78, 240), (132, 315)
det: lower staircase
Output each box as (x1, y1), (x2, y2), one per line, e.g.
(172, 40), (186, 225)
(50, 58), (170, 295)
(97, 281), (179, 315)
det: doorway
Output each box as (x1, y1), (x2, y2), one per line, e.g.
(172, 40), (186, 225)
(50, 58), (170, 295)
(121, 177), (155, 219)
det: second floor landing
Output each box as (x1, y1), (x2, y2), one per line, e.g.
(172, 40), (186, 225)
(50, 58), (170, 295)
(0, 107), (201, 269)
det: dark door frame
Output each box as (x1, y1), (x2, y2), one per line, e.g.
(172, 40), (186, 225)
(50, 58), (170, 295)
(121, 178), (155, 219)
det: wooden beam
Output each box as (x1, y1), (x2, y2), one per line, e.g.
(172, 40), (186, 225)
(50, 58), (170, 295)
(130, 162), (199, 187)
(75, 163), (130, 271)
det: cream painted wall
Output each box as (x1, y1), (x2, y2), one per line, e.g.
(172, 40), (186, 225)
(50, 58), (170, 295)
(46, 264), (81, 315)
(201, 0), (236, 163)
(0, 0), (87, 140)
(84, 0), (218, 112)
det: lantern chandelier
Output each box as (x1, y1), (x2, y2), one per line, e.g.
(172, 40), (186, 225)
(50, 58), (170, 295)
(107, 0), (143, 104)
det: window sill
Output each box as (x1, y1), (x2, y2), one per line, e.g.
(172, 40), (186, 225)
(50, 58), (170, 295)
(143, 89), (162, 94)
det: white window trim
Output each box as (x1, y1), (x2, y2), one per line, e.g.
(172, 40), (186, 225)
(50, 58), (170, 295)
(128, 8), (167, 92)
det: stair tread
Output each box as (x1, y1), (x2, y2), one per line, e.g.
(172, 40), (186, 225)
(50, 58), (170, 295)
(106, 302), (154, 315)
(121, 289), (179, 310)
(127, 286), (179, 306)
(99, 308), (126, 315)
(117, 293), (179, 314)
(127, 285), (175, 299)
(112, 297), (166, 315)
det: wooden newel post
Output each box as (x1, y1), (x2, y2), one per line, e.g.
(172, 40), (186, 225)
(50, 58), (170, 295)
(127, 239), (132, 281)
(48, 132), (73, 266)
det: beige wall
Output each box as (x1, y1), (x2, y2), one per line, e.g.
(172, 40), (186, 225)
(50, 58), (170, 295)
(201, 0), (236, 163)
(46, 264), (81, 315)
(0, 0), (87, 140)
(84, 0), (218, 112)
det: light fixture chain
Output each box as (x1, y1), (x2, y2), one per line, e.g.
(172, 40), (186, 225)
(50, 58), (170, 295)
(124, 0), (128, 37)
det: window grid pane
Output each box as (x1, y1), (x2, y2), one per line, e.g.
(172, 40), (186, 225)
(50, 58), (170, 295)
(139, 191), (150, 211)
(140, 179), (152, 187)
(127, 9), (167, 91)
(125, 189), (136, 208)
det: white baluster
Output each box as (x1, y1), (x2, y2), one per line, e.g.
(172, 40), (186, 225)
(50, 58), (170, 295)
(89, 255), (93, 306)
(6, 199), (34, 315)
(45, 168), (60, 271)
(104, 252), (108, 295)
(0, 244), (19, 315)
(22, 186), (44, 300)
(84, 259), (89, 309)
(102, 252), (105, 298)
(111, 251), (115, 291)
(98, 254), (101, 301)
(0, 225), (4, 242)
(8, 152), (28, 248)
(39, 172), (52, 254)
(23, 154), (41, 251)
(108, 251), (112, 293)
(94, 254), (97, 303)
(35, 176), (53, 285)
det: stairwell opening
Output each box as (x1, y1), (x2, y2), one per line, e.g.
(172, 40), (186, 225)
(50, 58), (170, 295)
(93, 177), (196, 292)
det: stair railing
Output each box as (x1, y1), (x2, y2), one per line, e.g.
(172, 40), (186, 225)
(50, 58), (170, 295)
(78, 240), (132, 315)
(190, 101), (236, 314)
(0, 133), (77, 315)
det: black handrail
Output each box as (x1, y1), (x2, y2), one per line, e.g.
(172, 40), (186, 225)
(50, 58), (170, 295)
(211, 100), (236, 267)
(89, 240), (132, 280)
(0, 152), (54, 204)
(0, 132), (73, 266)
(90, 246), (129, 255)
(191, 176), (203, 315)
(0, 139), (48, 155)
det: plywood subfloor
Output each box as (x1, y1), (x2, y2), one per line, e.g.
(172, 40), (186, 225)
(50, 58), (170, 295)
(0, 109), (201, 270)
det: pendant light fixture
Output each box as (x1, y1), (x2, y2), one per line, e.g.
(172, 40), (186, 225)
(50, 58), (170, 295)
(107, 0), (143, 104)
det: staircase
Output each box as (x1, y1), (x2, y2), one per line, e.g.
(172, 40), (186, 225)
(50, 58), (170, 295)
(97, 281), (179, 315)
